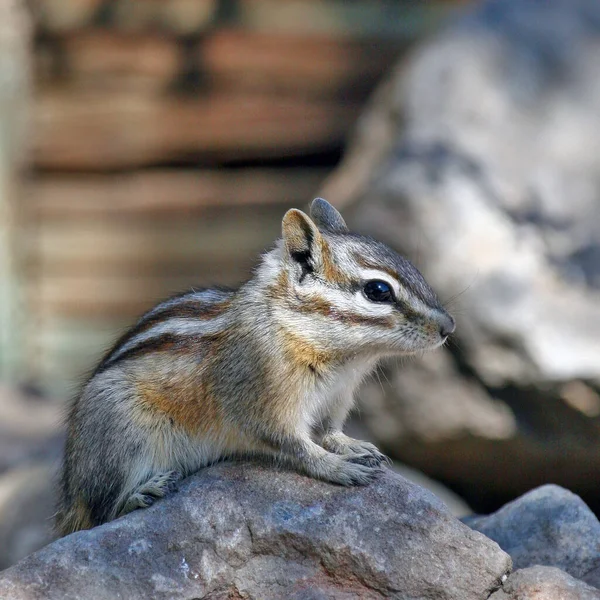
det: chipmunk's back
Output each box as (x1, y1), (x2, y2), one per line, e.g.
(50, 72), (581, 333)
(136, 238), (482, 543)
(59, 288), (239, 534)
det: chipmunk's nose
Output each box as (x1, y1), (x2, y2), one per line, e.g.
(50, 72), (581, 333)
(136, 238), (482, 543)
(439, 314), (456, 338)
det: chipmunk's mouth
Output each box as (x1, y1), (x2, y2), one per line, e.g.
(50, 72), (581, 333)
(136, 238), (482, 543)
(408, 314), (455, 353)
(432, 335), (450, 350)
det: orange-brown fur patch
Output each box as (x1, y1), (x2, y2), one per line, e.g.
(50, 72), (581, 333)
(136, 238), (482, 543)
(280, 328), (340, 375)
(128, 326), (236, 436)
(135, 373), (225, 438)
(320, 238), (352, 285)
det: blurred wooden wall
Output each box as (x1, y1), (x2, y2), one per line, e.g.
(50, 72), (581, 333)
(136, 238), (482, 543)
(15, 0), (464, 393)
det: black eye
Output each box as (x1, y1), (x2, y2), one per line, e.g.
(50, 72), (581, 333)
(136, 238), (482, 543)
(363, 280), (394, 303)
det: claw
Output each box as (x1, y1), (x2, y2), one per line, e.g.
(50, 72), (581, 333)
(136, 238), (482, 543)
(345, 452), (383, 468)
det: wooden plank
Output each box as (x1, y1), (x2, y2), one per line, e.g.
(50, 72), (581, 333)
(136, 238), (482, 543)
(231, 1), (456, 40)
(32, 215), (278, 270)
(199, 31), (397, 95)
(48, 31), (179, 89)
(36, 256), (249, 279)
(33, 1), (459, 39)
(33, 88), (359, 170)
(28, 168), (328, 217)
(28, 206), (282, 317)
(43, 30), (399, 98)
(33, 270), (253, 319)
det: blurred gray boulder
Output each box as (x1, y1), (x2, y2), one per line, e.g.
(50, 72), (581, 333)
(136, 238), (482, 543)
(0, 463), (57, 570)
(0, 387), (62, 570)
(490, 566), (600, 600)
(323, 0), (600, 511)
(0, 386), (63, 474)
(465, 485), (600, 588)
(0, 463), (511, 600)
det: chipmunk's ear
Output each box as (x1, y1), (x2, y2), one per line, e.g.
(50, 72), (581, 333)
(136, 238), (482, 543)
(309, 198), (348, 233)
(282, 209), (322, 275)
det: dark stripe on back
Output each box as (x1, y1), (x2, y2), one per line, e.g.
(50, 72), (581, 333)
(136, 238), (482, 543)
(95, 333), (212, 374)
(94, 291), (232, 375)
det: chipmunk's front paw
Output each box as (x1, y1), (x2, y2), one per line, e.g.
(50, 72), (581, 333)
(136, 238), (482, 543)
(322, 432), (389, 467)
(332, 454), (384, 486)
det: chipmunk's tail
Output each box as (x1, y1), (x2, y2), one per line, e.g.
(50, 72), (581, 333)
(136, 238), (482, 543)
(55, 496), (94, 537)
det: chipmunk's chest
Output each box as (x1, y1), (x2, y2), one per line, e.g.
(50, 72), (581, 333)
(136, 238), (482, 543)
(300, 357), (377, 425)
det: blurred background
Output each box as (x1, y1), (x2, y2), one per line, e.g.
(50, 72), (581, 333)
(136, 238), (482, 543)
(3, 0), (600, 571)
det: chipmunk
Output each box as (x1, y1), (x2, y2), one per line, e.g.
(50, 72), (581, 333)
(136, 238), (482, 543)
(56, 198), (455, 536)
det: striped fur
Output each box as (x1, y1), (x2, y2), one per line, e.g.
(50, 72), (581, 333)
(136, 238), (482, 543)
(57, 198), (454, 536)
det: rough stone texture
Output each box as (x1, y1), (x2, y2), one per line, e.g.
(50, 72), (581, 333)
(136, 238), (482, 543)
(391, 462), (471, 519)
(344, 420), (472, 518)
(0, 463), (511, 600)
(0, 386), (470, 572)
(321, 0), (600, 512)
(465, 485), (600, 589)
(0, 463), (57, 570)
(490, 567), (600, 600)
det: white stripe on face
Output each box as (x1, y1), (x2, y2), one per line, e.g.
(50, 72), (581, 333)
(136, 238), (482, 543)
(294, 277), (394, 320)
(322, 286), (395, 318)
(309, 265), (438, 323)
(354, 267), (403, 299)
(354, 266), (442, 318)
(322, 267), (399, 318)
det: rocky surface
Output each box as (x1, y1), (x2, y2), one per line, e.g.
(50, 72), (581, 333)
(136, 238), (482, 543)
(490, 566), (600, 600)
(344, 420), (472, 518)
(391, 461), (471, 519)
(0, 463), (511, 600)
(466, 485), (600, 589)
(322, 0), (600, 512)
(0, 392), (471, 572)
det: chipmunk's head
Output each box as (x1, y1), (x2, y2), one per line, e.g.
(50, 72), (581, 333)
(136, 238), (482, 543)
(267, 198), (454, 357)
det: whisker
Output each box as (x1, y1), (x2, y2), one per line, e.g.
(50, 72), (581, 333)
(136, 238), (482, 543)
(446, 336), (462, 351)
(378, 365), (392, 387)
(373, 366), (386, 395)
(442, 271), (480, 307)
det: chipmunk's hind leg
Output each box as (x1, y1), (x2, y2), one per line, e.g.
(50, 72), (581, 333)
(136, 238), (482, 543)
(118, 470), (182, 517)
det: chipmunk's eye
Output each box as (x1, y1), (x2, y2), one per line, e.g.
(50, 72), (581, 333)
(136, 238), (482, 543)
(363, 280), (394, 303)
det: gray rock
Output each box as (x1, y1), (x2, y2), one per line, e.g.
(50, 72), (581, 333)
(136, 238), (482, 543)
(344, 420), (472, 518)
(0, 463), (511, 599)
(0, 463), (58, 570)
(321, 0), (600, 512)
(490, 566), (600, 600)
(465, 485), (600, 589)
(391, 462), (472, 519)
